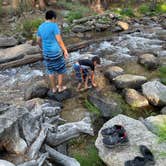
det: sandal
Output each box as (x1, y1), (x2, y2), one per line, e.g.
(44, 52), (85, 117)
(58, 86), (67, 93)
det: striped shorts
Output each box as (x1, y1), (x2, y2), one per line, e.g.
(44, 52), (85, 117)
(43, 52), (66, 75)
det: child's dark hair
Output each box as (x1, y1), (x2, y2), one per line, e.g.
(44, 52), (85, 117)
(45, 10), (57, 20)
(92, 56), (101, 64)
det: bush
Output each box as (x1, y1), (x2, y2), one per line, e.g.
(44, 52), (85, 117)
(20, 18), (43, 38)
(156, 121), (166, 142)
(156, 3), (166, 13)
(139, 4), (151, 15)
(120, 8), (135, 17)
(65, 11), (83, 23)
(159, 65), (166, 85)
(73, 146), (104, 166)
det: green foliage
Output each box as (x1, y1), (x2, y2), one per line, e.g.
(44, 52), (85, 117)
(139, 2), (166, 16)
(84, 99), (100, 115)
(65, 11), (83, 23)
(159, 65), (166, 85)
(20, 18), (43, 38)
(120, 8), (135, 17)
(73, 146), (104, 166)
(57, 0), (93, 22)
(156, 121), (166, 142)
(0, 0), (2, 16)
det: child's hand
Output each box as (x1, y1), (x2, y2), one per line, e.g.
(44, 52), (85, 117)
(64, 50), (69, 59)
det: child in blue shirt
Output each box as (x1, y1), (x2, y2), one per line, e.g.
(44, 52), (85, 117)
(37, 10), (68, 93)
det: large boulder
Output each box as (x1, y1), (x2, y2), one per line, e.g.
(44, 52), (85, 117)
(0, 160), (15, 166)
(95, 114), (166, 166)
(142, 80), (166, 106)
(138, 53), (159, 70)
(24, 81), (49, 100)
(104, 66), (124, 81)
(72, 25), (92, 33)
(113, 74), (147, 89)
(0, 36), (18, 48)
(87, 92), (122, 118)
(124, 88), (149, 108)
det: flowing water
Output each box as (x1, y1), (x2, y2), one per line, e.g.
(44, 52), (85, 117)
(0, 20), (165, 118)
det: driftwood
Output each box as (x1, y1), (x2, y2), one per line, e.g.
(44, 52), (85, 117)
(27, 125), (48, 159)
(17, 153), (48, 166)
(45, 145), (80, 166)
(0, 36), (114, 70)
(46, 117), (94, 147)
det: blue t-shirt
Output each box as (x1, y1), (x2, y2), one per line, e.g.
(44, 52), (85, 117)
(37, 22), (61, 58)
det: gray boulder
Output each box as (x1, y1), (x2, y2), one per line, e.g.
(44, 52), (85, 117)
(24, 81), (49, 100)
(0, 160), (15, 166)
(124, 88), (149, 108)
(113, 74), (147, 89)
(95, 114), (166, 166)
(142, 80), (166, 106)
(0, 36), (18, 48)
(138, 53), (159, 70)
(87, 92), (122, 118)
(104, 66), (124, 81)
(161, 106), (166, 115)
(72, 25), (92, 33)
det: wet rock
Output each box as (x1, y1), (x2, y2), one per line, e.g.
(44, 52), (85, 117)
(104, 66), (124, 81)
(156, 29), (166, 41)
(142, 80), (166, 106)
(95, 23), (110, 31)
(87, 92), (122, 118)
(161, 107), (166, 115)
(138, 53), (159, 70)
(145, 115), (166, 134)
(113, 74), (147, 89)
(0, 36), (18, 48)
(95, 114), (166, 166)
(0, 160), (15, 166)
(47, 89), (72, 102)
(124, 88), (149, 108)
(24, 81), (49, 100)
(117, 21), (129, 31)
(72, 25), (92, 33)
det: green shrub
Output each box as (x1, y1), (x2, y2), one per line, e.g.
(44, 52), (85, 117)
(20, 18), (43, 38)
(73, 146), (104, 166)
(139, 4), (151, 15)
(120, 8), (135, 17)
(156, 3), (166, 13)
(159, 65), (166, 85)
(156, 121), (166, 142)
(84, 99), (100, 115)
(65, 11), (83, 23)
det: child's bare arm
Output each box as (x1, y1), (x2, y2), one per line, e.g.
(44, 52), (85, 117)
(91, 71), (97, 87)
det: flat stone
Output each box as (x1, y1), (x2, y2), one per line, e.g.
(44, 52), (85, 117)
(113, 74), (147, 89)
(0, 36), (18, 48)
(0, 160), (15, 166)
(124, 88), (149, 108)
(104, 66), (124, 81)
(87, 92), (122, 118)
(138, 53), (159, 70)
(142, 80), (166, 106)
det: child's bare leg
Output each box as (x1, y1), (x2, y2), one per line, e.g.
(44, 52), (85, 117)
(84, 76), (89, 89)
(58, 74), (66, 92)
(49, 74), (57, 93)
(77, 82), (82, 91)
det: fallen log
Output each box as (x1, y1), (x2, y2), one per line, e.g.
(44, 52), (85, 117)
(17, 153), (48, 166)
(27, 125), (48, 160)
(0, 36), (114, 70)
(45, 145), (80, 166)
(46, 117), (94, 147)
